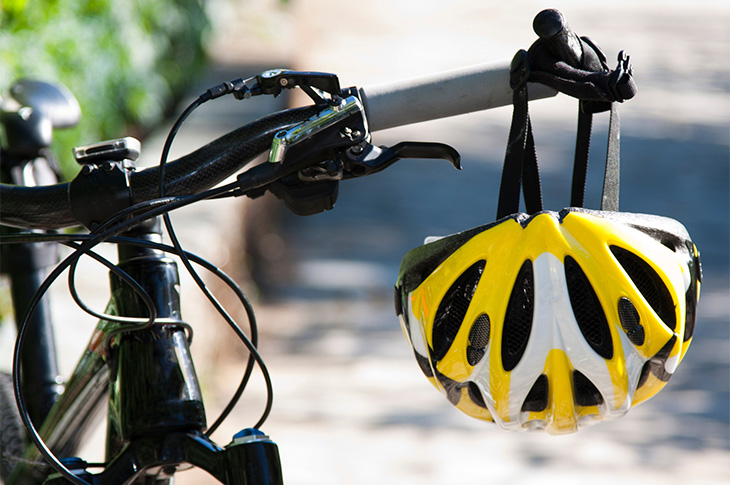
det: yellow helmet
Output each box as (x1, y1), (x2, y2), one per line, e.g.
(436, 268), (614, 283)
(395, 208), (701, 434)
(393, 38), (700, 434)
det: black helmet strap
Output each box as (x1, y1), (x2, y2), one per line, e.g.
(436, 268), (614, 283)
(573, 100), (621, 212)
(496, 40), (635, 220)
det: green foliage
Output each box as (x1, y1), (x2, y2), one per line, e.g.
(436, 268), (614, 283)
(0, 0), (210, 178)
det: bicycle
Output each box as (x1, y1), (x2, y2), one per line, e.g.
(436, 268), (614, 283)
(0, 8), (678, 484)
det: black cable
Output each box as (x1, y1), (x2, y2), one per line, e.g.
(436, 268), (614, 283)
(65, 241), (157, 326)
(5, 80), (282, 481)
(6, 166), (247, 485)
(156, 94), (275, 430)
(3, 231), (263, 437)
(11, 239), (156, 485)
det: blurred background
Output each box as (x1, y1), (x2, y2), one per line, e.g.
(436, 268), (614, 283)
(1, 0), (728, 484)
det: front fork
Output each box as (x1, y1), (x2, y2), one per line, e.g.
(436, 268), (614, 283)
(41, 220), (284, 484)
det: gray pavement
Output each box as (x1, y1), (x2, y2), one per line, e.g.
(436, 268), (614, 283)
(1, 1), (727, 484)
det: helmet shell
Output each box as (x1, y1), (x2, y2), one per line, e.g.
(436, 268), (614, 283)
(396, 208), (701, 434)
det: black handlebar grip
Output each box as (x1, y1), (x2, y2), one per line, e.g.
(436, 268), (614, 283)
(533, 9), (584, 69)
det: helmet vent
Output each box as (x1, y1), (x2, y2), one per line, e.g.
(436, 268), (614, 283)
(611, 246), (676, 331)
(394, 285), (404, 317)
(637, 360), (652, 389)
(467, 313), (491, 366)
(432, 260), (485, 362)
(573, 370), (604, 406)
(521, 374), (548, 412)
(684, 291), (697, 342)
(414, 351), (434, 378)
(618, 297), (645, 345)
(564, 256), (613, 360)
(660, 237), (678, 252)
(638, 335), (678, 388)
(467, 381), (487, 409)
(684, 243), (701, 342)
(434, 368), (462, 405)
(502, 260), (534, 372)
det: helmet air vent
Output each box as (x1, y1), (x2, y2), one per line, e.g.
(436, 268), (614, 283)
(432, 260), (485, 362)
(573, 370), (604, 406)
(467, 313), (491, 366)
(502, 260), (534, 372)
(610, 246), (676, 331)
(684, 242), (701, 342)
(638, 334), (678, 388)
(564, 256), (613, 359)
(521, 374), (548, 412)
(467, 382), (488, 409)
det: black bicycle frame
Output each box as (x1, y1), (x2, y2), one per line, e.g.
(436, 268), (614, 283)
(5, 211), (283, 483)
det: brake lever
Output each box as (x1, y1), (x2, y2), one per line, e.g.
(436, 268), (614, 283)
(246, 140), (461, 216)
(341, 141), (461, 178)
(235, 92), (459, 216)
(234, 69), (342, 106)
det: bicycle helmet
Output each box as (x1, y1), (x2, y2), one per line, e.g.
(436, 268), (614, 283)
(395, 208), (701, 434)
(394, 24), (701, 434)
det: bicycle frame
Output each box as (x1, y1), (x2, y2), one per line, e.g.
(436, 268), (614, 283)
(5, 217), (283, 484)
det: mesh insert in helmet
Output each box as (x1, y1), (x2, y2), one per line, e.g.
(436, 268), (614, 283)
(467, 313), (491, 366)
(502, 260), (534, 372)
(564, 256), (613, 360)
(521, 374), (548, 412)
(432, 260), (485, 362)
(573, 370), (604, 406)
(611, 246), (676, 331)
(618, 297), (645, 346)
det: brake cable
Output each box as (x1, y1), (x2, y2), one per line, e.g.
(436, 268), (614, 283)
(8, 70), (348, 484)
(154, 70), (352, 432)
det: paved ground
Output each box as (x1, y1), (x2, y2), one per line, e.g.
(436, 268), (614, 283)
(1, 0), (727, 484)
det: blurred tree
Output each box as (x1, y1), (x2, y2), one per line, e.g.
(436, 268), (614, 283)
(0, 0), (210, 178)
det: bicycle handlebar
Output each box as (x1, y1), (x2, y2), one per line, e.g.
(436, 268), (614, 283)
(359, 59), (556, 131)
(0, 107), (319, 229)
(0, 61), (557, 230)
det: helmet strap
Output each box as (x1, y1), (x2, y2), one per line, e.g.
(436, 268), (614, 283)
(497, 42), (635, 219)
(571, 101), (621, 212)
(496, 75), (543, 220)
